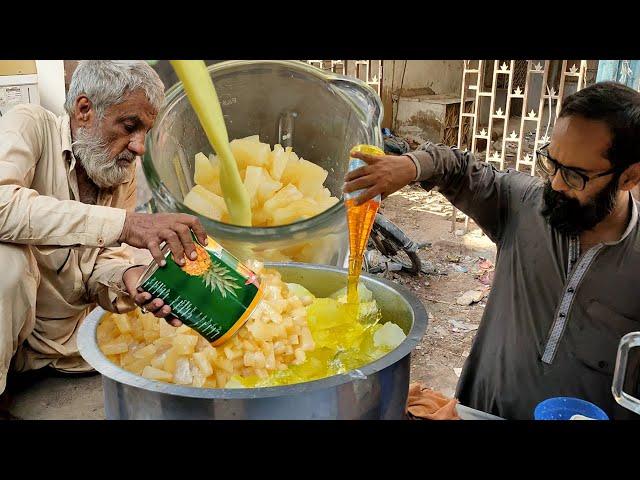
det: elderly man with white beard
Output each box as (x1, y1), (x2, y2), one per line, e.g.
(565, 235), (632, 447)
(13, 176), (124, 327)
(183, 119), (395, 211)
(0, 61), (209, 418)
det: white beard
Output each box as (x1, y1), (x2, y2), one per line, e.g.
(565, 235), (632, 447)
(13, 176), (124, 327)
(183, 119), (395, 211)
(72, 126), (135, 188)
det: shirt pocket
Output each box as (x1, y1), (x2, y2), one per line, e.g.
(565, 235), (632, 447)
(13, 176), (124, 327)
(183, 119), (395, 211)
(571, 300), (640, 376)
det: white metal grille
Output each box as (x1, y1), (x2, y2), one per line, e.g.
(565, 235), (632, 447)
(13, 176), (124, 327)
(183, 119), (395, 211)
(453, 59), (588, 231)
(304, 60), (383, 95)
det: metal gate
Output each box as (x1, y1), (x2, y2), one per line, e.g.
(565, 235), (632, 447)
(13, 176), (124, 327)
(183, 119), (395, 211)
(458, 60), (588, 175)
(304, 60), (383, 95)
(452, 60), (588, 231)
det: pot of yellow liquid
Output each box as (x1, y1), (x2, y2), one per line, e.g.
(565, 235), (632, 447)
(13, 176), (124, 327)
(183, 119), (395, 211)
(141, 60), (383, 266)
(77, 263), (428, 420)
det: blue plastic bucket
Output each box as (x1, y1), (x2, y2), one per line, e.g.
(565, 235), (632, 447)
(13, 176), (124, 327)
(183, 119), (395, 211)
(534, 397), (609, 420)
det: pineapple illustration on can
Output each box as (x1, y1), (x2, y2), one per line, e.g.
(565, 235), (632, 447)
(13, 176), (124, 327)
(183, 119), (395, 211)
(136, 233), (263, 345)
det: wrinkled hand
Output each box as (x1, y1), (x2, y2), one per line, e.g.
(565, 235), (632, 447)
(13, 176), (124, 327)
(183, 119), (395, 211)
(122, 265), (183, 327)
(343, 152), (418, 205)
(118, 212), (207, 267)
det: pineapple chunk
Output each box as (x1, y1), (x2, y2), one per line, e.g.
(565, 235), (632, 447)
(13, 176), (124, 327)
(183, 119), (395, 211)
(176, 325), (195, 335)
(173, 358), (193, 385)
(268, 144), (288, 181)
(142, 366), (173, 382)
(113, 314), (131, 334)
(294, 348), (307, 364)
(127, 357), (151, 375)
(279, 149), (301, 185)
(215, 371), (228, 388)
(184, 185), (228, 221)
(172, 334), (198, 355)
(159, 320), (177, 338)
(230, 138), (270, 169)
(133, 344), (157, 360)
(224, 346), (242, 360)
(204, 378), (217, 388)
(257, 176), (283, 206)
(141, 313), (157, 332)
(102, 342), (129, 355)
(214, 357), (235, 374)
(294, 159), (328, 197)
(244, 166), (282, 208)
(193, 351), (213, 377)
(150, 352), (169, 370)
(163, 347), (181, 374)
(205, 154), (223, 196)
(314, 187), (332, 201)
(191, 364), (206, 387)
(251, 207), (270, 227)
(97, 321), (117, 343)
(316, 196), (339, 212)
(262, 184), (304, 213)
(204, 346), (218, 361)
(271, 198), (319, 225)
(143, 331), (160, 343)
(194, 152), (218, 186)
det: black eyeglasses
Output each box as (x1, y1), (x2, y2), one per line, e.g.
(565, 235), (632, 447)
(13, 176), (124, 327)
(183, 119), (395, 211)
(535, 142), (621, 191)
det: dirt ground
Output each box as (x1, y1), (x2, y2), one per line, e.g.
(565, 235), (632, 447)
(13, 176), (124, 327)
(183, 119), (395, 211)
(380, 185), (496, 398)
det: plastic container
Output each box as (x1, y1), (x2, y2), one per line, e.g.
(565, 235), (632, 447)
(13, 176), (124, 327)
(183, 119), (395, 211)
(534, 397), (609, 420)
(142, 60), (383, 266)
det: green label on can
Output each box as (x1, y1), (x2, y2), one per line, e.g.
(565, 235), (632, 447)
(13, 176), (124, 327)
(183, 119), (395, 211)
(137, 235), (263, 345)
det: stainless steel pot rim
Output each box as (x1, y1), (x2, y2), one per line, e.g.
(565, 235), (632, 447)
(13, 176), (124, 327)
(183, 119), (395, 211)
(78, 263), (427, 400)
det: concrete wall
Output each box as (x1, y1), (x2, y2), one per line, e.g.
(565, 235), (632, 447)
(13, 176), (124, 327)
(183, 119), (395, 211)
(35, 61), (66, 116)
(380, 60), (464, 129)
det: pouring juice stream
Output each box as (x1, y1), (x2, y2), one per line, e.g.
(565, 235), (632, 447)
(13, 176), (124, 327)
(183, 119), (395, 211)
(345, 145), (384, 310)
(170, 60), (252, 227)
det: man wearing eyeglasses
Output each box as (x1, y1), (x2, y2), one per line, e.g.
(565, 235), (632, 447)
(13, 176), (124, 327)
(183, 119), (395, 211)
(344, 81), (640, 420)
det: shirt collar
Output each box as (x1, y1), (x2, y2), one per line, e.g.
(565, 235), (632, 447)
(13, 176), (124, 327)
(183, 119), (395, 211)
(60, 114), (73, 156)
(604, 192), (637, 245)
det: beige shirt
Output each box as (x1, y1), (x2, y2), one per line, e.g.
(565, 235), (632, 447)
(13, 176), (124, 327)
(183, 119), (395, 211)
(0, 103), (140, 370)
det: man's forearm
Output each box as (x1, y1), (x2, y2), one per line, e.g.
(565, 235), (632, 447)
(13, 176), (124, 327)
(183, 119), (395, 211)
(403, 143), (510, 243)
(0, 185), (126, 247)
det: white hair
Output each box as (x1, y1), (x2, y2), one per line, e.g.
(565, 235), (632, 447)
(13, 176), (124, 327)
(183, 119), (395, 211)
(64, 60), (165, 118)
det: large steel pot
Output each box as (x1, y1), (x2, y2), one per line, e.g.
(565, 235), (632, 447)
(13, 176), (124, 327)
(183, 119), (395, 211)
(78, 263), (428, 419)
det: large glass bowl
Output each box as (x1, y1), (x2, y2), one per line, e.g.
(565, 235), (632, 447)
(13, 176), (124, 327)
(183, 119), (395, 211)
(142, 60), (383, 266)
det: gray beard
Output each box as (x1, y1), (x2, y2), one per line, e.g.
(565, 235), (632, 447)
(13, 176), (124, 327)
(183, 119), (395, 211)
(72, 126), (134, 188)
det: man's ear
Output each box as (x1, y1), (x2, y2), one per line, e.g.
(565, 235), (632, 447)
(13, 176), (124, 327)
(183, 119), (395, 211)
(73, 95), (95, 128)
(618, 163), (640, 192)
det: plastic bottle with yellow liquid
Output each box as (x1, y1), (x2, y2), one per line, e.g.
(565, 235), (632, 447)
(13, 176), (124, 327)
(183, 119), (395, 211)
(344, 144), (384, 307)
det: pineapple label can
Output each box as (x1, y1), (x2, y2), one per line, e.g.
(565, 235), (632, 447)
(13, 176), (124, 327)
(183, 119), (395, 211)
(136, 233), (263, 346)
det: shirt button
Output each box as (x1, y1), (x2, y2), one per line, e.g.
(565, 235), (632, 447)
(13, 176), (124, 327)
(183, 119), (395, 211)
(567, 288), (575, 293)
(559, 313), (566, 318)
(98, 238), (104, 246)
(598, 361), (607, 369)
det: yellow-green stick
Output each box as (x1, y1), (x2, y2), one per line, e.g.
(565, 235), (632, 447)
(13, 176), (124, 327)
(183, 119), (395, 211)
(170, 60), (252, 226)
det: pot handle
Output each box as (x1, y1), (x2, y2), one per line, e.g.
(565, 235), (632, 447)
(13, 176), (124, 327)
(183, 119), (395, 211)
(612, 331), (640, 415)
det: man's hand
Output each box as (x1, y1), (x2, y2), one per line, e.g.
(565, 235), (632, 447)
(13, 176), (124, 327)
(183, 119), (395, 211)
(118, 212), (208, 267)
(343, 152), (418, 205)
(123, 265), (183, 327)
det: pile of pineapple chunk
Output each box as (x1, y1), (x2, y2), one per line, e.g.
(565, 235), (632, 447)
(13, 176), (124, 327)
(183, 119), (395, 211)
(183, 135), (339, 227)
(97, 263), (407, 389)
(98, 263), (316, 388)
